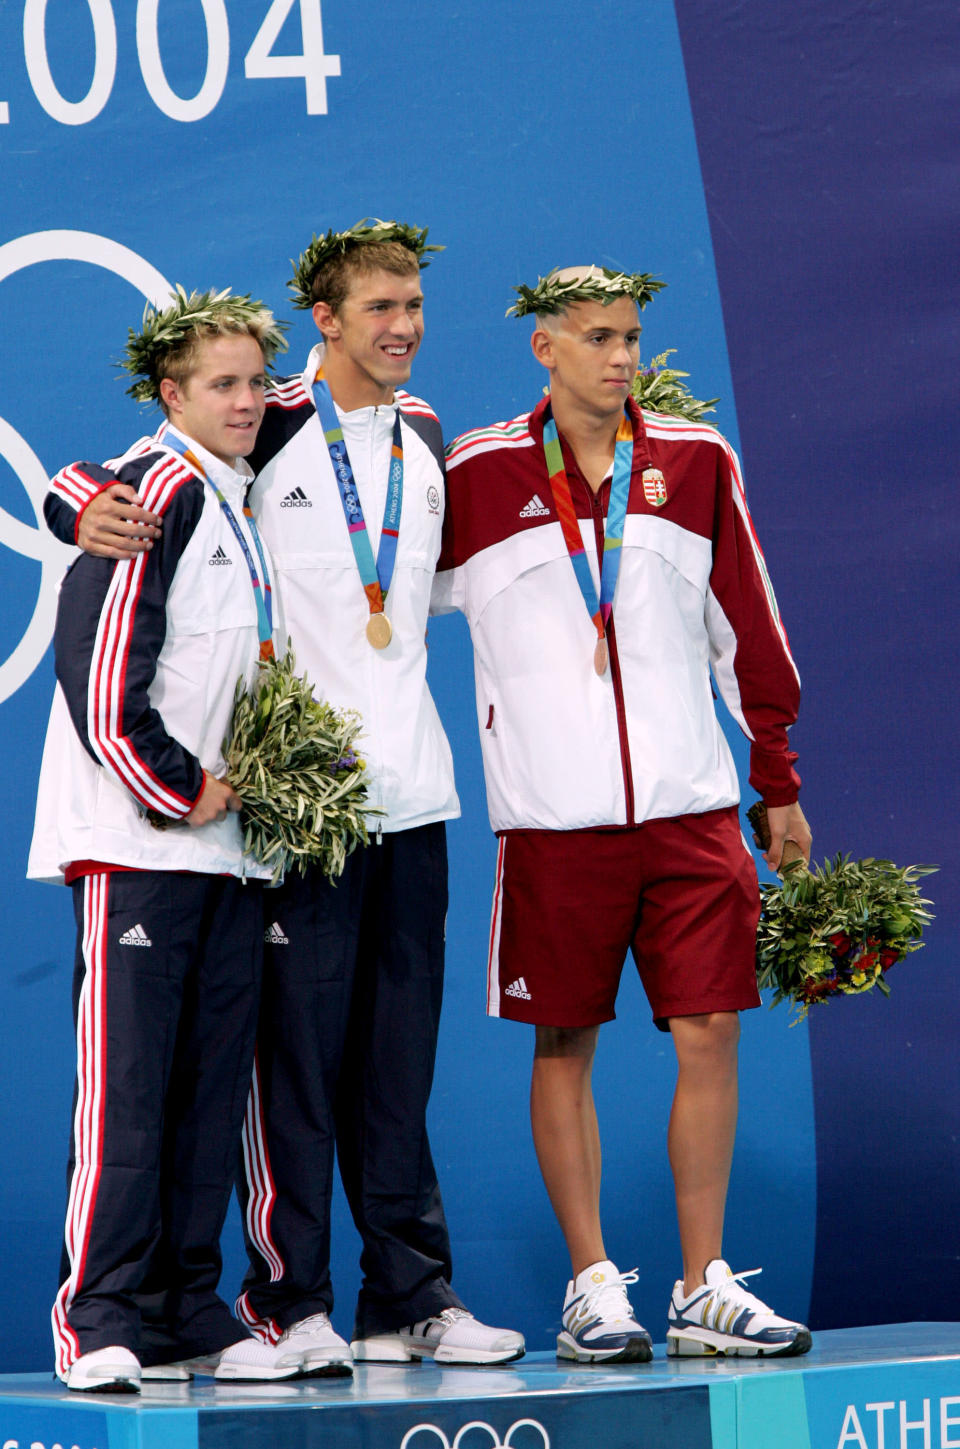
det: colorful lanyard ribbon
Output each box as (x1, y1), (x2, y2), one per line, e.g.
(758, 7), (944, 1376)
(541, 405), (634, 672)
(311, 371), (403, 646)
(163, 430), (275, 661)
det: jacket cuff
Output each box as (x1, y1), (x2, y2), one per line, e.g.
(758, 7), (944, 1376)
(74, 482), (112, 544)
(748, 745), (800, 808)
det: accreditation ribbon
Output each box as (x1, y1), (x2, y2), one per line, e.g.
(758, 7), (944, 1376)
(541, 404), (634, 676)
(163, 430), (275, 660)
(312, 370), (403, 649)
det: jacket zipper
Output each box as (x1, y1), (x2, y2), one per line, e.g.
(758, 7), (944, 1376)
(589, 485), (636, 826)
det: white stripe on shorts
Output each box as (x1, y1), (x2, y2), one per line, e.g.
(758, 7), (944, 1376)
(486, 836), (507, 1018)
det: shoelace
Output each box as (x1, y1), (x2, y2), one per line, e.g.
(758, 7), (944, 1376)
(289, 1312), (332, 1333)
(577, 1267), (640, 1322)
(431, 1307), (473, 1327)
(700, 1268), (773, 1321)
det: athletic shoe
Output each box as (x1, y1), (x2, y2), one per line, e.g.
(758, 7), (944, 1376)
(666, 1259), (812, 1357)
(351, 1308), (525, 1365)
(211, 1337), (306, 1380)
(274, 1312), (353, 1376)
(557, 1260), (653, 1364)
(64, 1345), (141, 1393)
(140, 1362), (194, 1381)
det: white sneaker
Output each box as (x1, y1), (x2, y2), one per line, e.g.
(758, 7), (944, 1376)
(64, 1345), (141, 1393)
(666, 1259), (812, 1357)
(140, 1362), (194, 1381)
(275, 1312), (353, 1376)
(212, 1337), (305, 1381)
(557, 1260), (652, 1364)
(352, 1308), (525, 1365)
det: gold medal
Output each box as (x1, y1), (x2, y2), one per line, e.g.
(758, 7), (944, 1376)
(594, 637), (609, 676)
(366, 613), (393, 650)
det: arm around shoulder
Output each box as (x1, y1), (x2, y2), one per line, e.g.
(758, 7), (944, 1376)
(45, 459), (162, 557)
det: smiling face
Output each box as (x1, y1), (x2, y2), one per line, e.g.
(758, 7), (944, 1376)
(312, 267), (424, 410)
(159, 332), (267, 465)
(532, 295), (641, 424)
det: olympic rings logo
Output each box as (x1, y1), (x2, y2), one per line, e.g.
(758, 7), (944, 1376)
(0, 229), (171, 704)
(400, 1419), (550, 1449)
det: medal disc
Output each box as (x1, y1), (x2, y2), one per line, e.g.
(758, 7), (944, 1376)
(594, 637), (609, 676)
(366, 613), (393, 649)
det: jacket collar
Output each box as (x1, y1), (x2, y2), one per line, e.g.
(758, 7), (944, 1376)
(528, 392), (653, 474)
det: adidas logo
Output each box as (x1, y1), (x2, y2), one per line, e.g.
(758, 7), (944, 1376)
(505, 976), (532, 1001)
(264, 921), (289, 945)
(209, 546), (232, 566)
(281, 487), (312, 508)
(119, 924), (152, 947)
(519, 494), (550, 519)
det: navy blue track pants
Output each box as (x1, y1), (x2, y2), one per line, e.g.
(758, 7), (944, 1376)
(238, 823), (461, 1339)
(54, 871), (263, 1375)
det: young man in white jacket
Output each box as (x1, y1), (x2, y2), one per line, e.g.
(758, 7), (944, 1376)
(44, 224), (524, 1371)
(435, 265), (813, 1365)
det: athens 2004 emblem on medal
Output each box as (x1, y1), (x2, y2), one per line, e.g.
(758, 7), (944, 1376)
(642, 468), (667, 507)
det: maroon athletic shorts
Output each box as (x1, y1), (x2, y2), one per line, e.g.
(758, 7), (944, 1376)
(486, 807), (761, 1030)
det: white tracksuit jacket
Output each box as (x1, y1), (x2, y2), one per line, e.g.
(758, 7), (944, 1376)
(31, 430), (275, 882)
(434, 396), (800, 834)
(246, 345), (459, 833)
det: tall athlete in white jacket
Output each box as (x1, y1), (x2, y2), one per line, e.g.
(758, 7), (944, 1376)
(44, 223), (524, 1371)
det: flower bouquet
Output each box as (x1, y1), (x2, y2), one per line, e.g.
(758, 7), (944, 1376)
(223, 648), (373, 883)
(631, 350), (719, 423)
(747, 802), (936, 1023)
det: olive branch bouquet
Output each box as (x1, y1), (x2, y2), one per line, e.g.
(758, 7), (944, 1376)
(223, 648), (373, 882)
(748, 806), (936, 1023)
(631, 350), (719, 423)
(149, 649), (373, 880)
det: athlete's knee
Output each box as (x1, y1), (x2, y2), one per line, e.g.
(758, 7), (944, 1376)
(669, 1010), (740, 1068)
(533, 1023), (600, 1061)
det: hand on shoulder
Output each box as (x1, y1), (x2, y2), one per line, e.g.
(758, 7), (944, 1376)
(78, 481), (162, 559)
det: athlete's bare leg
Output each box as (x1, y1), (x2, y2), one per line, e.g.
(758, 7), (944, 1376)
(667, 1011), (740, 1294)
(530, 1025), (605, 1276)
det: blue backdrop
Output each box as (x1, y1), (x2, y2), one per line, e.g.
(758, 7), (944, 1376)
(0, 0), (953, 1369)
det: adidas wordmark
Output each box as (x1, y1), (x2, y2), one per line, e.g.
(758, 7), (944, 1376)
(119, 924), (152, 947)
(265, 922), (289, 945)
(519, 494), (550, 519)
(505, 976), (532, 1001)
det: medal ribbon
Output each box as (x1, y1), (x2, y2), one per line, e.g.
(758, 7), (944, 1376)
(311, 371), (403, 620)
(541, 405), (634, 641)
(163, 430), (275, 660)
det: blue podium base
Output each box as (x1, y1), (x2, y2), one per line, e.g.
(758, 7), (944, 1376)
(2, 1324), (958, 1449)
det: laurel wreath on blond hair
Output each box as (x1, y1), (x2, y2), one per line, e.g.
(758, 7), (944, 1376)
(507, 268), (666, 319)
(121, 286), (289, 403)
(288, 218), (443, 310)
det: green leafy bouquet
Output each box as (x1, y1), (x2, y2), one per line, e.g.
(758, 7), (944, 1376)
(224, 648), (373, 883)
(631, 350), (719, 423)
(753, 848), (936, 1024)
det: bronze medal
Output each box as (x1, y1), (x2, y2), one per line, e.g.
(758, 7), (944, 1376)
(366, 613), (393, 650)
(594, 637), (609, 677)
